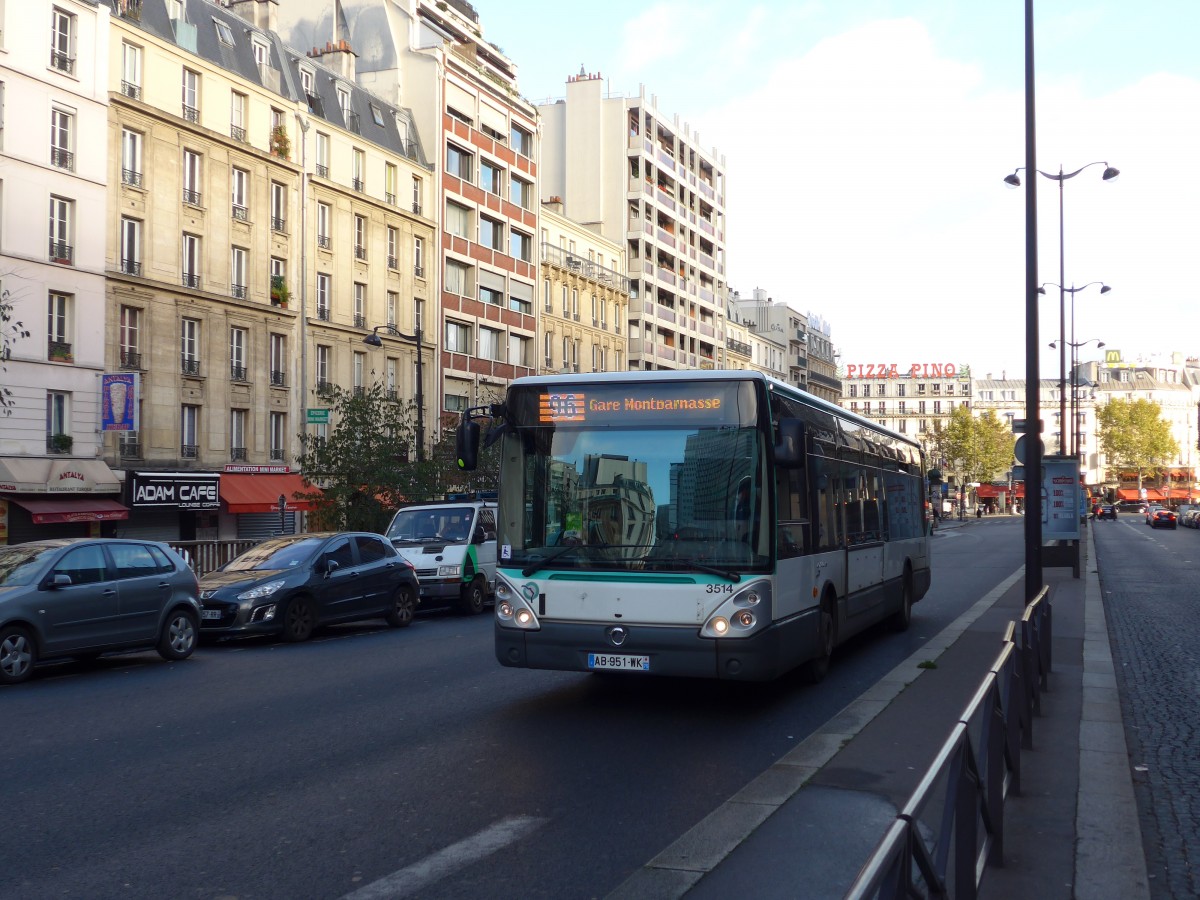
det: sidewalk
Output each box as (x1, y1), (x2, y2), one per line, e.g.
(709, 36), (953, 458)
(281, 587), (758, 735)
(609, 524), (1149, 899)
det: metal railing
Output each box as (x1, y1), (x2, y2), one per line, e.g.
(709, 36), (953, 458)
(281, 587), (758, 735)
(846, 587), (1053, 900)
(168, 539), (259, 577)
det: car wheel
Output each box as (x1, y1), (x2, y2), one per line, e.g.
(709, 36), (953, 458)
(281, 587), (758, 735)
(282, 596), (316, 642)
(459, 576), (486, 615)
(802, 599), (835, 684)
(0, 625), (36, 686)
(385, 584), (416, 628)
(157, 609), (198, 661)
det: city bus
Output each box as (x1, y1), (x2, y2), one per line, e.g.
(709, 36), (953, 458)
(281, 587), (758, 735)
(454, 370), (931, 682)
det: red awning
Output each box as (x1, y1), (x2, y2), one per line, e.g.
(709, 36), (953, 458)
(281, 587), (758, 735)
(220, 473), (319, 514)
(1116, 488), (1142, 501)
(975, 484), (1009, 499)
(10, 497), (130, 524)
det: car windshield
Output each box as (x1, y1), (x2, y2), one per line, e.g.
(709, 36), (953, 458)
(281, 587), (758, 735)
(387, 507), (475, 543)
(0, 545), (57, 587)
(223, 537), (326, 572)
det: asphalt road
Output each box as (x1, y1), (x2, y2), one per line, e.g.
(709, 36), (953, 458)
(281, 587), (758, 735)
(6, 520), (1024, 900)
(1094, 514), (1200, 899)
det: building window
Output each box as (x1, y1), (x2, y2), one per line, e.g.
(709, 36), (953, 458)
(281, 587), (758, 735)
(230, 166), (248, 220)
(269, 334), (286, 387)
(181, 405), (199, 458)
(444, 259), (470, 296)
(353, 283), (366, 327)
(480, 216), (503, 251)
(479, 286), (502, 306)
(412, 175), (422, 214)
(121, 42), (142, 98)
(121, 128), (142, 186)
(119, 306), (142, 369)
(50, 8), (75, 74)
(544, 331), (553, 367)
(46, 391), (70, 448)
(384, 163), (398, 204)
(182, 149), (202, 206)
(48, 195), (73, 264)
(229, 409), (246, 459)
(182, 68), (199, 122)
(387, 291), (397, 328)
(509, 230), (531, 262)
(510, 176), (532, 210)
(181, 317), (200, 375)
(316, 202), (331, 249)
(47, 292), (71, 362)
(480, 160), (503, 196)
(252, 38), (270, 70)
(315, 345), (331, 391)
(446, 201), (471, 239)
(354, 215), (367, 259)
(182, 233), (201, 288)
(316, 273), (331, 319)
(315, 132), (330, 177)
(50, 107), (73, 171)
(509, 289), (531, 316)
(270, 412), (286, 460)
(446, 144), (473, 181)
(270, 182), (286, 232)
(120, 217), (141, 276)
(414, 237), (424, 278)
(445, 321), (470, 353)
(509, 334), (530, 368)
(510, 123), (532, 157)
(352, 148), (365, 191)
(269, 256), (286, 306)
(387, 226), (399, 269)
(229, 327), (247, 381)
(478, 326), (502, 361)
(214, 18), (234, 46)
(385, 358), (397, 397)
(230, 246), (248, 299)
(352, 351), (365, 390)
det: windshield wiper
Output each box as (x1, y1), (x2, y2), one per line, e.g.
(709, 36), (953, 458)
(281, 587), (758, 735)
(522, 545), (584, 577)
(669, 558), (740, 583)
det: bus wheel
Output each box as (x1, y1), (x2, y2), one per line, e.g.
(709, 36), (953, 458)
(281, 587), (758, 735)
(889, 571), (914, 633)
(803, 600), (834, 684)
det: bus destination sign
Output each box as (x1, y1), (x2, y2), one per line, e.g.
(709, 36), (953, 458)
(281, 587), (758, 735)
(533, 382), (748, 426)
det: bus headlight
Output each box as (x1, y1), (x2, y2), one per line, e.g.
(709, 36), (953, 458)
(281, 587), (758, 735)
(494, 575), (540, 630)
(700, 581), (771, 638)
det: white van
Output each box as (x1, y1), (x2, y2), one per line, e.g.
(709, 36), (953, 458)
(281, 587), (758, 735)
(384, 496), (498, 614)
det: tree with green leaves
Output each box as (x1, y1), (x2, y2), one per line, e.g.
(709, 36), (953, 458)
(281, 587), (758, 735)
(1, 279), (31, 417)
(1095, 397), (1179, 490)
(927, 406), (1014, 495)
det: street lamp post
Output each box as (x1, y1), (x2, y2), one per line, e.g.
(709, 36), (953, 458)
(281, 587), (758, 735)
(1050, 336), (1105, 463)
(1039, 282), (1110, 454)
(1005, 162), (1119, 455)
(364, 323), (425, 462)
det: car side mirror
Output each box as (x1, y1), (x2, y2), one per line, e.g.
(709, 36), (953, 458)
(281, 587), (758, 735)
(48, 573), (72, 589)
(316, 558), (340, 576)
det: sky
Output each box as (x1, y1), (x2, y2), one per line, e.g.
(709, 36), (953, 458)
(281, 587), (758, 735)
(482, 0), (1200, 382)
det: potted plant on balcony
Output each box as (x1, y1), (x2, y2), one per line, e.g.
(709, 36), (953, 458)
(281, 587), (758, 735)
(48, 433), (73, 454)
(270, 125), (291, 160)
(270, 276), (290, 308)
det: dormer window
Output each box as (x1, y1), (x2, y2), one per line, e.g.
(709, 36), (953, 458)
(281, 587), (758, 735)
(370, 104), (384, 126)
(251, 38), (269, 69)
(214, 19), (233, 45)
(337, 86), (351, 119)
(300, 68), (314, 96)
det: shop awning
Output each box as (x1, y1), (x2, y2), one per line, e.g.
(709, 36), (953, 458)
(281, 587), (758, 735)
(0, 457), (121, 493)
(10, 497), (130, 524)
(220, 473), (320, 514)
(975, 484), (1009, 499)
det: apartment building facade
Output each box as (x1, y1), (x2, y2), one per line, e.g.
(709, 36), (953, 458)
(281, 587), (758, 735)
(0, 0), (128, 543)
(537, 74), (728, 373)
(537, 200), (628, 377)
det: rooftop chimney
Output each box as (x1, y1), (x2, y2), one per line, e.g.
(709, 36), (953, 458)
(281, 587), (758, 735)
(309, 39), (358, 81)
(226, 0), (278, 34)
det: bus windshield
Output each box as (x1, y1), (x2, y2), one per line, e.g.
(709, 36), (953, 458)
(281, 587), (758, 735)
(500, 379), (769, 574)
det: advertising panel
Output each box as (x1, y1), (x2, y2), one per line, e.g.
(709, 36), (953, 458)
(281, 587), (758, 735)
(101, 373), (139, 432)
(130, 472), (221, 509)
(1043, 456), (1081, 540)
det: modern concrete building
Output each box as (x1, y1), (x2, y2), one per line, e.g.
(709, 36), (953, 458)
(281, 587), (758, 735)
(0, 0), (126, 542)
(537, 198), (628, 376)
(537, 73), (727, 372)
(276, 0), (541, 417)
(726, 288), (791, 382)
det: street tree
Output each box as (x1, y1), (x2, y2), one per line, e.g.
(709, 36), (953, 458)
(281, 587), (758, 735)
(926, 407), (1014, 503)
(1096, 397), (1178, 491)
(1, 278), (31, 416)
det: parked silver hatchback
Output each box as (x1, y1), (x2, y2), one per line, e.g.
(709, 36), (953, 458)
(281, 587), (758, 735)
(0, 538), (201, 685)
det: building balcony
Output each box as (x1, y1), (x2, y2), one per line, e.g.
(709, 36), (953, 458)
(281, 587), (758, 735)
(182, 188), (202, 206)
(230, 447), (247, 462)
(270, 370), (286, 387)
(120, 258), (142, 276)
(182, 272), (201, 289)
(230, 124), (246, 142)
(385, 192), (397, 206)
(48, 241), (74, 265)
(232, 204), (247, 221)
(182, 104), (199, 123)
(118, 436), (141, 459)
(353, 314), (367, 329)
(271, 217), (287, 234)
(354, 245), (367, 261)
(231, 283), (247, 300)
(230, 363), (247, 382)
(414, 265), (424, 278)
(352, 178), (365, 193)
(317, 234), (331, 250)
(315, 163), (329, 178)
(47, 340), (73, 363)
(269, 448), (284, 461)
(387, 255), (398, 270)
(122, 168), (143, 187)
(51, 147), (74, 171)
(121, 81), (141, 100)
(50, 51), (74, 74)
(120, 350), (142, 370)
(181, 356), (201, 377)
(316, 306), (331, 322)
(181, 444), (198, 459)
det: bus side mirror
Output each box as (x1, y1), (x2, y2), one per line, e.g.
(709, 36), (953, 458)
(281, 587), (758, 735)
(456, 417), (481, 471)
(774, 419), (805, 469)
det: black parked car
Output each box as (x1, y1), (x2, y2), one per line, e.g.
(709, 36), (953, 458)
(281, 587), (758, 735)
(198, 533), (418, 642)
(1096, 504), (1117, 520)
(0, 538), (200, 685)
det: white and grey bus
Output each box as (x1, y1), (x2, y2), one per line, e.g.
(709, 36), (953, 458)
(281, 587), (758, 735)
(455, 370), (931, 681)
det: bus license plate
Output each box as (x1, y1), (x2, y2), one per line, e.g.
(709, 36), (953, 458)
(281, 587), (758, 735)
(588, 653), (649, 672)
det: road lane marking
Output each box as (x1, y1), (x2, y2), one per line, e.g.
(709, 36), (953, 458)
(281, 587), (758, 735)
(342, 815), (547, 899)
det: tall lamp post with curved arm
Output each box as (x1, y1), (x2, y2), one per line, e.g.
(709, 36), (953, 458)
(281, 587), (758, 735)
(1050, 337), (1105, 461)
(1039, 282), (1110, 454)
(1004, 162), (1119, 454)
(364, 324), (425, 462)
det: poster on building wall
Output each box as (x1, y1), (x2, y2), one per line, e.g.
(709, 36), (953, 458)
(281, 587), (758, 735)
(1043, 456), (1081, 540)
(101, 373), (139, 432)
(0, 499), (8, 545)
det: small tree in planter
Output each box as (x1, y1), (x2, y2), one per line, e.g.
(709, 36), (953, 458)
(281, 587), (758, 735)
(270, 125), (290, 160)
(270, 276), (290, 308)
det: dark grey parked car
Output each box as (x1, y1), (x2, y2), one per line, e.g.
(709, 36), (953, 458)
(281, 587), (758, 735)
(0, 538), (201, 685)
(198, 532), (419, 642)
